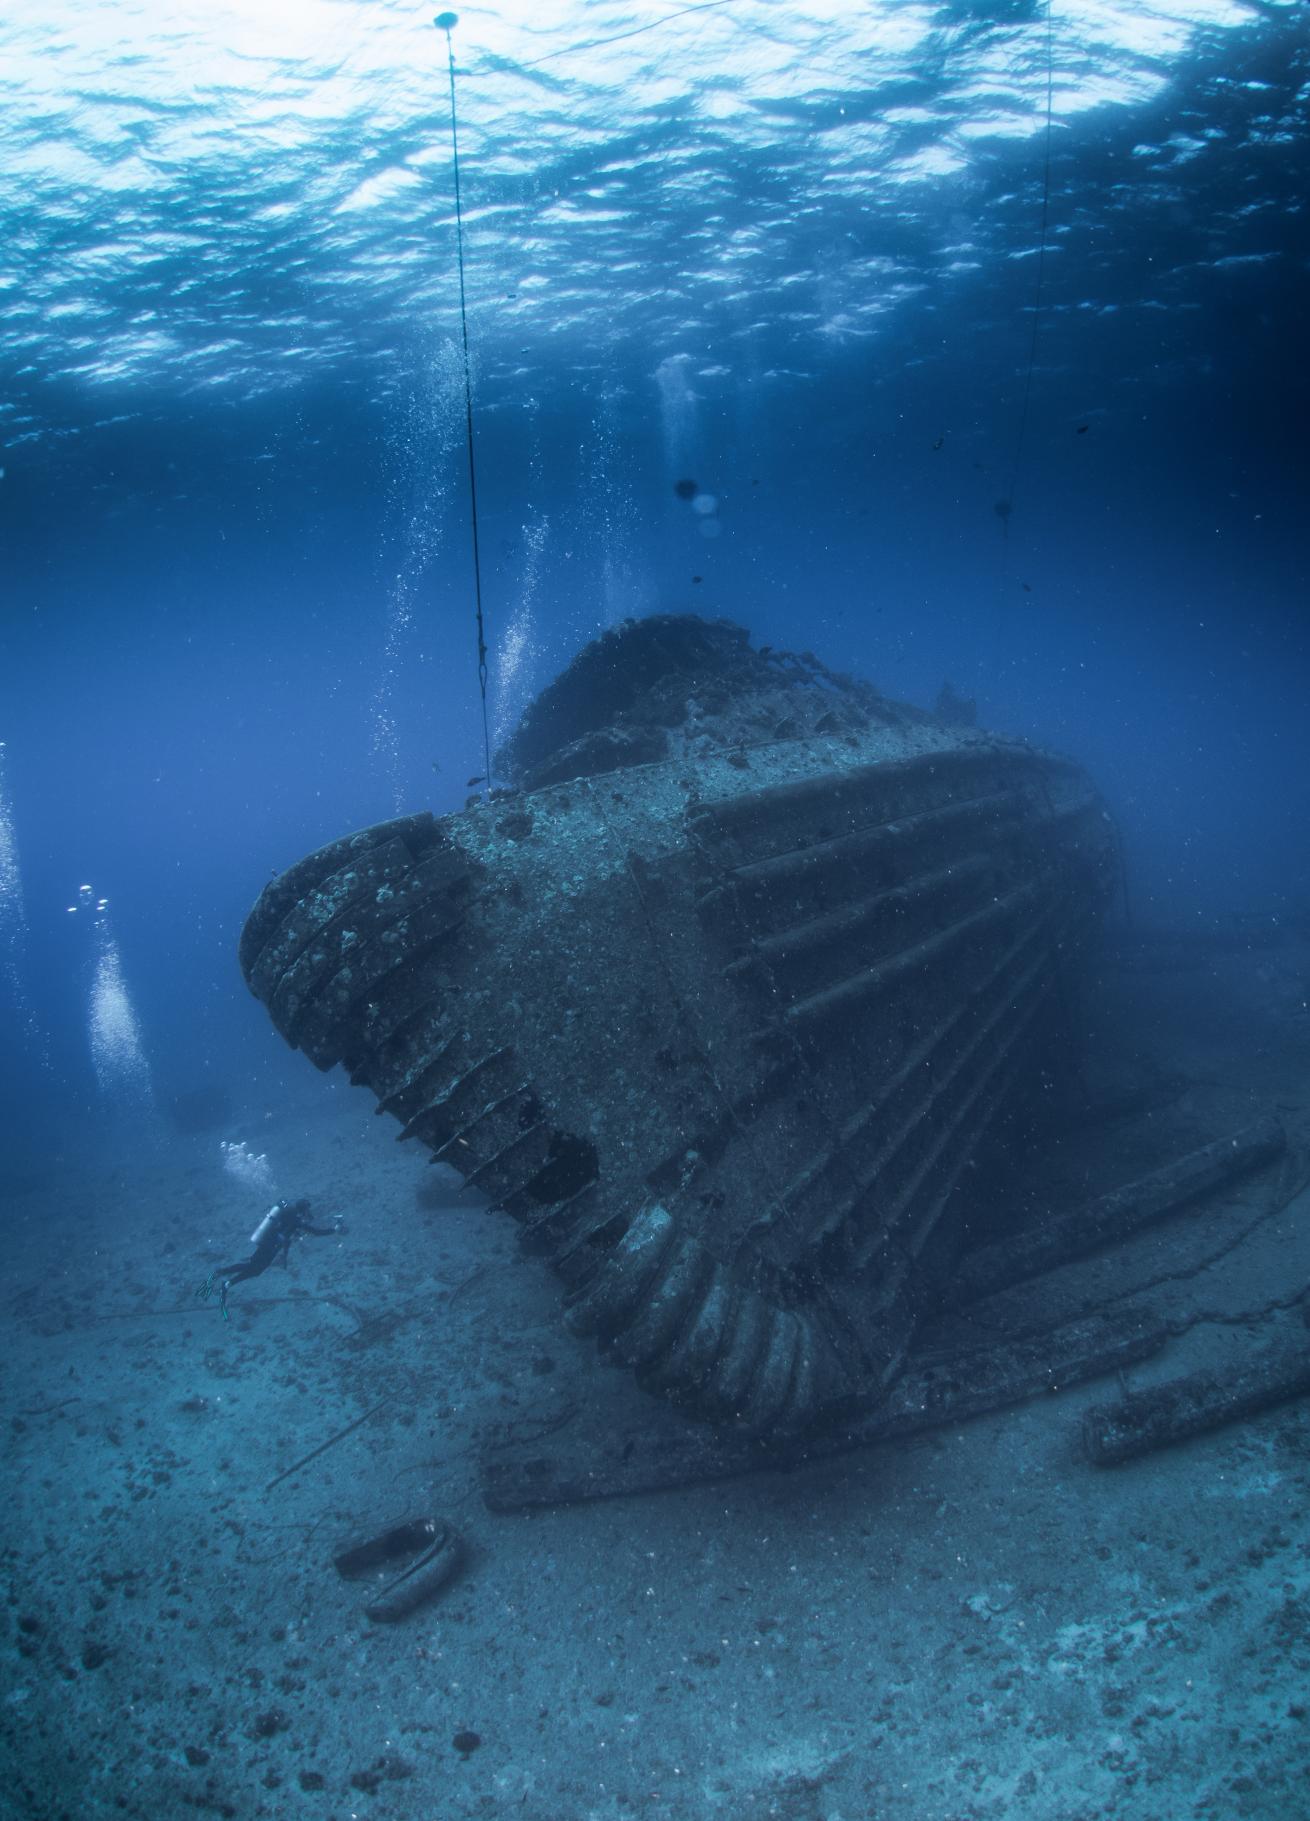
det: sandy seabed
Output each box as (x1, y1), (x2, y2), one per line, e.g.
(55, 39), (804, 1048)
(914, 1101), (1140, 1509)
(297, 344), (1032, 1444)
(3, 945), (1309, 1821)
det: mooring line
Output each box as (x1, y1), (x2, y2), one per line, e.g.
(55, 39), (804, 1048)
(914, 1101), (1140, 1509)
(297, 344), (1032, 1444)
(435, 13), (493, 795)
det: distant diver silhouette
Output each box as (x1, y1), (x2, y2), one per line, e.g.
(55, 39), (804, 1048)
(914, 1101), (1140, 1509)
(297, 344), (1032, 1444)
(197, 1198), (341, 1320)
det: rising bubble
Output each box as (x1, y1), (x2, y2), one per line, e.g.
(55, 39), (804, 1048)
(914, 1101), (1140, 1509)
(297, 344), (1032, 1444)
(491, 516), (549, 758)
(75, 888), (155, 1112)
(370, 339), (466, 812)
(0, 742), (50, 1066)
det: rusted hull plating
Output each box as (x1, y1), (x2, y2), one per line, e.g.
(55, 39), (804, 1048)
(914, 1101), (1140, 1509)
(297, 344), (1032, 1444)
(240, 655), (1116, 1435)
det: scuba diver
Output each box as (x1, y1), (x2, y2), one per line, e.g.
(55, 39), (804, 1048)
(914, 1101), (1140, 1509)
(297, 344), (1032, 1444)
(197, 1198), (344, 1320)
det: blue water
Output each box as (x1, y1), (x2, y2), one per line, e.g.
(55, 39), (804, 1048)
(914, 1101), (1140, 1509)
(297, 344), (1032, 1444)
(5, 9), (1310, 1817)
(2, 0), (1307, 1136)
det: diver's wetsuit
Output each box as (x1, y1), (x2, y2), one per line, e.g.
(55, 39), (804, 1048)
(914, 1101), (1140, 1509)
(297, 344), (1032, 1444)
(199, 1199), (339, 1316)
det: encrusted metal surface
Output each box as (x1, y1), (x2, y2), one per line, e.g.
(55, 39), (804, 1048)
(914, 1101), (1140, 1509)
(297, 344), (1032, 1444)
(239, 617), (1118, 1434)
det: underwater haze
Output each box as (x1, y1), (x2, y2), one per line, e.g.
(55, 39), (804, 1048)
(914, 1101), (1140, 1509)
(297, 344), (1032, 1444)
(3, 2), (1310, 1818)
(2, 0), (1308, 1138)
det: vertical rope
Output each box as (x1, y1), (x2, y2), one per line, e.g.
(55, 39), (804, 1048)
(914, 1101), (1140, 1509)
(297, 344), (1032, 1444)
(1001, 0), (1056, 529)
(436, 13), (493, 791)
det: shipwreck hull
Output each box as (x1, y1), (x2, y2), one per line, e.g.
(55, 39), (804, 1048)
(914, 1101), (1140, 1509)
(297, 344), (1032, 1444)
(240, 618), (1117, 1435)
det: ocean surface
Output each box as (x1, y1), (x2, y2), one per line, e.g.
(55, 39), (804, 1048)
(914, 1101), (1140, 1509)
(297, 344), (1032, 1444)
(2, 3), (1309, 1817)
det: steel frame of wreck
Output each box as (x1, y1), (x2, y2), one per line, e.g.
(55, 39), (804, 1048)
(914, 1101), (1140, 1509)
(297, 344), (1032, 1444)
(239, 721), (1118, 1438)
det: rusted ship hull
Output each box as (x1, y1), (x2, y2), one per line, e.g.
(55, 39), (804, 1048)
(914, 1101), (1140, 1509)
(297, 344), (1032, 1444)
(240, 619), (1117, 1434)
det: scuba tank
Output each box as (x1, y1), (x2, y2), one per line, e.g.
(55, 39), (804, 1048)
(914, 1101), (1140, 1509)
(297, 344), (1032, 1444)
(250, 1202), (284, 1247)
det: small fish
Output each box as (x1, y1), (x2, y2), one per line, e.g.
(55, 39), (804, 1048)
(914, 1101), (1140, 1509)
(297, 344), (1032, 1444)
(1022, 582), (1032, 593)
(932, 434), (944, 451)
(431, 759), (441, 773)
(1075, 423), (1089, 434)
(691, 574), (703, 584)
(466, 775), (484, 788)
(673, 478), (699, 501)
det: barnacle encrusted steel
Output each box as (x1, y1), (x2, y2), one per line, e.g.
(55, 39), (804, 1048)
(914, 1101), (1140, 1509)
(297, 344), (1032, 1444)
(239, 617), (1117, 1435)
